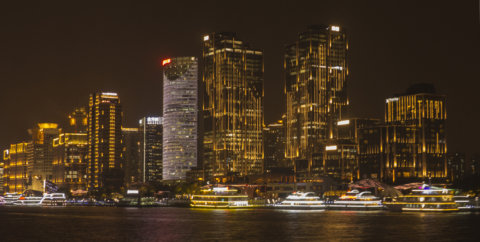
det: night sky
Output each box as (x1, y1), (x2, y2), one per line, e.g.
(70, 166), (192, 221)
(1, 1), (479, 156)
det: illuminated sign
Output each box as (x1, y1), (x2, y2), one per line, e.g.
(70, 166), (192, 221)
(325, 145), (337, 151)
(331, 26), (340, 32)
(101, 92), (117, 96)
(162, 58), (171, 66)
(386, 97), (399, 103)
(213, 187), (229, 192)
(203, 35), (209, 41)
(337, 120), (350, 126)
(127, 190), (139, 195)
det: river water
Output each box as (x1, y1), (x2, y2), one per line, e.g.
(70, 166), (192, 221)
(1, 206), (479, 241)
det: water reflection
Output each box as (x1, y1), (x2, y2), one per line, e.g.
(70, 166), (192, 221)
(0, 207), (479, 241)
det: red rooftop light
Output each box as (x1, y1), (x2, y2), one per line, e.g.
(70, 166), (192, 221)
(162, 58), (171, 66)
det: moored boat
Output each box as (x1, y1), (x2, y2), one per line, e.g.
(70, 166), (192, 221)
(273, 191), (325, 210)
(190, 186), (254, 209)
(329, 190), (384, 210)
(384, 184), (458, 212)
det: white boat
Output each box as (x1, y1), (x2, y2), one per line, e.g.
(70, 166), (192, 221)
(3, 193), (22, 205)
(42, 193), (67, 206)
(274, 192), (325, 209)
(329, 190), (384, 210)
(14, 196), (44, 206)
(11, 192), (67, 206)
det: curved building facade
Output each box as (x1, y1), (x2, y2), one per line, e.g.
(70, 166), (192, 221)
(162, 57), (198, 180)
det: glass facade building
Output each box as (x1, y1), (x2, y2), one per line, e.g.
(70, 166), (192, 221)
(285, 25), (348, 171)
(139, 117), (163, 183)
(86, 92), (123, 191)
(202, 32), (264, 179)
(163, 57), (198, 180)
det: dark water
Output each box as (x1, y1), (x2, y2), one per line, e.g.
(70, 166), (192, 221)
(1, 207), (479, 241)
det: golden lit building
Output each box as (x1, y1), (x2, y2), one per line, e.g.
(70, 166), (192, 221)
(358, 84), (447, 183)
(86, 92), (123, 192)
(3, 142), (33, 193)
(202, 32), (264, 179)
(285, 25), (348, 172)
(384, 84), (447, 182)
(52, 133), (88, 191)
(29, 123), (61, 190)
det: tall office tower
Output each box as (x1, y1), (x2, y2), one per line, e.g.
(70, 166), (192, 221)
(121, 127), (141, 186)
(384, 83), (447, 182)
(263, 116), (287, 170)
(3, 142), (33, 193)
(202, 33), (264, 179)
(86, 92), (123, 192)
(285, 25), (348, 170)
(139, 117), (163, 183)
(163, 57), (198, 181)
(29, 123), (61, 190)
(68, 107), (88, 133)
(52, 133), (88, 191)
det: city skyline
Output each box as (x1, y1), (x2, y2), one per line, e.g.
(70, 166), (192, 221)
(1, 1), (479, 158)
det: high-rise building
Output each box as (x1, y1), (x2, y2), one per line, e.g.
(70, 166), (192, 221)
(162, 57), (198, 180)
(52, 133), (88, 191)
(264, 116), (287, 170)
(202, 32), (264, 179)
(358, 84), (447, 183)
(285, 25), (348, 174)
(121, 127), (141, 186)
(384, 84), (447, 182)
(86, 92), (123, 192)
(3, 142), (33, 193)
(139, 117), (163, 183)
(29, 123), (61, 190)
(68, 107), (88, 133)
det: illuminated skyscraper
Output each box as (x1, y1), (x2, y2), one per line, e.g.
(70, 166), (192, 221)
(285, 25), (348, 170)
(384, 84), (447, 182)
(202, 32), (264, 179)
(52, 133), (88, 191)
(162, 57), (198, 180)
(2, 142), (32, 193)
(86, 92), (123, 191)
(29, 123), (61, 190)
(358, 84), (447, 183)
(139, 117), (163, 183)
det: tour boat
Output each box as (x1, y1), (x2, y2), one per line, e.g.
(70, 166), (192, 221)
(3, 193), (22, 205)
(14, 195), (44, 206)
(329, 190), (384, 210)
(384, 184), (458, 212)
(273, 191), (326, 209)
(190, 186), (253, 209)
(42, 193), (67, 206)
(453, 195), (480, 211)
